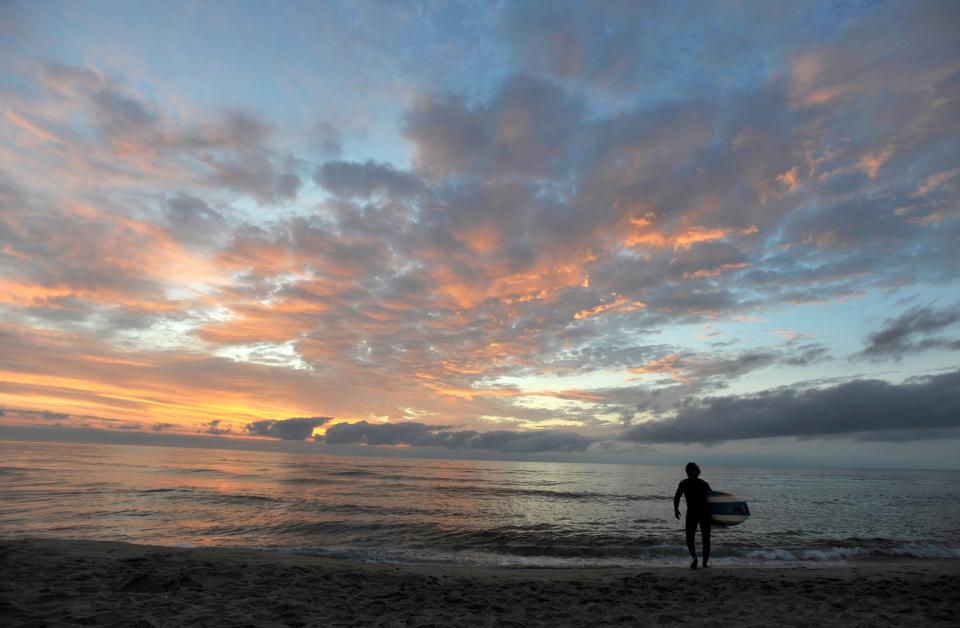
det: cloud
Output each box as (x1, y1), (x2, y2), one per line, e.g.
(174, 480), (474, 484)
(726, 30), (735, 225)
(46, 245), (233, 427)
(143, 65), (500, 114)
(8, 409), (73, 421)
(782, 343), (830, 367)
(21, 64), (305, 205)
(1, 4), (958, 456)
(321, 421), (447, 446)
(621, 369), (960, 444)
(201, 419), (232, 435)
(500, 1), (847, 101)
(628, 345), (827, 389)
(503, 2), (648, 88)
(245, 416), (332, 440)
(315, 160), (426, 199)
(861, 304), (960, 360)
(311, 121), (342, 157)
(163, 194), (225, 244)
(321, 421), (595, 453)
(202, 150), (303, 206)
(403, 74), (585, 180)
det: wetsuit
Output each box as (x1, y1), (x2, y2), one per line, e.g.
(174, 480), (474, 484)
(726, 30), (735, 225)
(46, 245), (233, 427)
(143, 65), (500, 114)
(675, 477), (712, 564)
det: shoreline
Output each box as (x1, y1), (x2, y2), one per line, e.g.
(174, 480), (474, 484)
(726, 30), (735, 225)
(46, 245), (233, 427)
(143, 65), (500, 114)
(2, 538), (958, 626)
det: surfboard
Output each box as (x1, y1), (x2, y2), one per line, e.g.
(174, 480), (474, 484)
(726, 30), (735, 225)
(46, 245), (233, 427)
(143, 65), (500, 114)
(707, 491), (750, 526)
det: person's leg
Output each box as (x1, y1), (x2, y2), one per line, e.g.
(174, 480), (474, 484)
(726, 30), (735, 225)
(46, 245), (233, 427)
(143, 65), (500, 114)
(685, 516), (698, 568)
(700, 517), (711, 567)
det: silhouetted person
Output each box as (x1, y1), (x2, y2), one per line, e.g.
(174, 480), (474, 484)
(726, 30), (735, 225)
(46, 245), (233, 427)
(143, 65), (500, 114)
(674, 462), (711, 569)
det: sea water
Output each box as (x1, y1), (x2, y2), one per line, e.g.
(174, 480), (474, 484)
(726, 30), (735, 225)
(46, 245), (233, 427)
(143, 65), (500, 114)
(1, 440), (958, 567)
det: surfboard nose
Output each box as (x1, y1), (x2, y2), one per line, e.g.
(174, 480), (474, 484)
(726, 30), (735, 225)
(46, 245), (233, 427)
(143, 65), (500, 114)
(707, 491), (750, 526)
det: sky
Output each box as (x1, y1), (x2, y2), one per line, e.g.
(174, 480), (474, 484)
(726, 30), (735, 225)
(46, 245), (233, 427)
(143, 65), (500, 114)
(0, 0), (958, 468)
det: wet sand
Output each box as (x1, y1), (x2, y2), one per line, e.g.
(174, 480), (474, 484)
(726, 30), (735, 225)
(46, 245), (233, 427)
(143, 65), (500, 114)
(1, 538), (957, 627)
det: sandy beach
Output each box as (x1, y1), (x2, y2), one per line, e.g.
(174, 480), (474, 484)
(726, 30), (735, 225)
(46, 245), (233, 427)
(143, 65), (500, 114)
(0, 539), (956, 627)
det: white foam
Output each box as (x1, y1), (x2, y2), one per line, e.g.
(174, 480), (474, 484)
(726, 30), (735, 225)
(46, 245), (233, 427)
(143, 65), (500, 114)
(888, 543), (960, 559)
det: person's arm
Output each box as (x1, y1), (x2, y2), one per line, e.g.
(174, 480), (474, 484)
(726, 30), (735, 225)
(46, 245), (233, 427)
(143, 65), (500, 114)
(674, 482), (683, 519)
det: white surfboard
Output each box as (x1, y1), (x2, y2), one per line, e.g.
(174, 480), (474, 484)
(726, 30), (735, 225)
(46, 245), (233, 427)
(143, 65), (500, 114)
(707, 491), (750, 526)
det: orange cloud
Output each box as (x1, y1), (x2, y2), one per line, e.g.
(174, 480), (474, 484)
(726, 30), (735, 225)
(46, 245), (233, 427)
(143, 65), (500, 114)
(913, 167), (958, 197)
(628, 354), (691, 384)
(430, 252), (595, 310)
(6, 110), (66, 146)
(423, 378), (604, 404)
(789, 51), (855, 107)
(626, 217), (758, 250)
(454, 224), (502, 254)
(0, 277), (176, 312)
(858, 146), (894, 179)
(533, 389), (605, 402)
(574, 294), (645, 320)
(776, 167), (801, 192)
(683, 263), (749, 279)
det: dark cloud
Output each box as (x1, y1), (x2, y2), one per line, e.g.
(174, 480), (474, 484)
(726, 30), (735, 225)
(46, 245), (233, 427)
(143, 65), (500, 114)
(690, 350), (777, 381)
(1, 407), (132, 428)
(782, 343), (830, 367)
(403, 74), (585, 180)
(202, 152), (303, 205)
(861, 304), (960, 360)
(91, 89), (159, 141)
(315, 160), (426, 199)
(201, 419), (232, 435)
(37, 64), (160, 143)
(245, 416), (332, 441)
(6, 409), (66, 421)
(621, 369), (960, 444)
(322, 421), (447, 446)
(322, 421), (595, 453)
(36, 410), (69, 421)
(152, 422), (175, 432)
(163, 194), (225, 243)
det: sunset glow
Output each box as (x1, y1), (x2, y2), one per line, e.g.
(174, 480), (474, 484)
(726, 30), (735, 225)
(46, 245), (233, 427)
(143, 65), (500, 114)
(1, 0), (958, 465)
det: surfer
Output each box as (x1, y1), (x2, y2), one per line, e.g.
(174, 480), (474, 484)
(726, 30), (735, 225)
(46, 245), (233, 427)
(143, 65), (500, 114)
(674, 462), (711, 569)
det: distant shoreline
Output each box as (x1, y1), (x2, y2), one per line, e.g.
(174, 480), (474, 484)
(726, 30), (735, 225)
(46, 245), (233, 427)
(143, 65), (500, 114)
(2, 538), (957, 626)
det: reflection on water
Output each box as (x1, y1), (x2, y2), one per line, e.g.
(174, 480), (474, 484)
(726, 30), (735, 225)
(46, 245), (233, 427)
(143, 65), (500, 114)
(1, 440), (958, 566)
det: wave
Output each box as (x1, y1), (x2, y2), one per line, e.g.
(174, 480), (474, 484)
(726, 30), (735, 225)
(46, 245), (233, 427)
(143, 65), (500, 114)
(169, 467), (226, 475)
(432, 485), (666, 502)
(133, 486), (453, 518)
(277, 477), (346, 485)
(272, 540), (960, 568)
(745, 543), (960, 561)
(268, 476), (670, 503)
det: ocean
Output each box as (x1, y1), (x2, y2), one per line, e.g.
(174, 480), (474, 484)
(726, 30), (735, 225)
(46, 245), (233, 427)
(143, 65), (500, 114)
(1, 440), (958, 567)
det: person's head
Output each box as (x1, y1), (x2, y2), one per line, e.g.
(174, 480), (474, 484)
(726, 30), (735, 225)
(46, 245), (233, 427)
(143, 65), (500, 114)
(685, 462), (701, 478)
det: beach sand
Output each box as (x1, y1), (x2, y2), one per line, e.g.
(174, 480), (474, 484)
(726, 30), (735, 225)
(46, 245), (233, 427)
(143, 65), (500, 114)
(1, 539), (957, 627)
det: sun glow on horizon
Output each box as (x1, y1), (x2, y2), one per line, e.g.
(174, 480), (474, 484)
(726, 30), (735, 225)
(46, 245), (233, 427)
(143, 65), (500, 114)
(0, 1), (958, 465)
